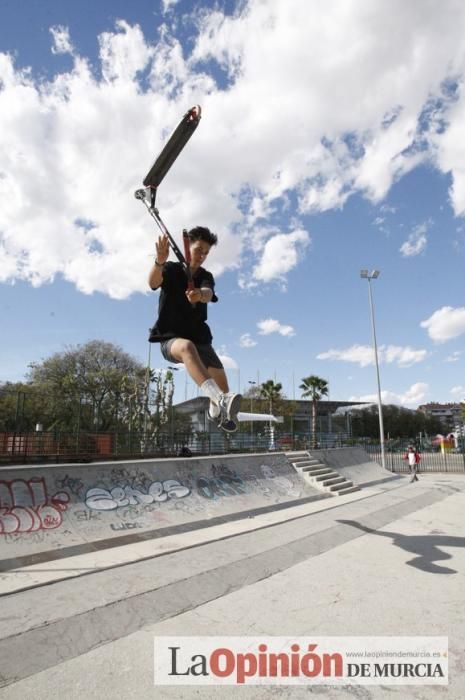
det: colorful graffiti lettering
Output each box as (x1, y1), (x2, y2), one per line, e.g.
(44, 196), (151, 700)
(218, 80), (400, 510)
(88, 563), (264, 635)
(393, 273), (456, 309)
(85, 479), (191, 511)
(0, 478), (70, 534)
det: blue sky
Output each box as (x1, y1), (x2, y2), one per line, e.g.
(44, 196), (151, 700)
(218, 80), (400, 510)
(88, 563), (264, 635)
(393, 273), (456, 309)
(1, 0), (465, 407)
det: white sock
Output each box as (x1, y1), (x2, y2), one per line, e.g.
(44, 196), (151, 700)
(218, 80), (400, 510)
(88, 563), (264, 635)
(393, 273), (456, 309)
(208, 401), (220, 419)
(200, 378), (223, 404)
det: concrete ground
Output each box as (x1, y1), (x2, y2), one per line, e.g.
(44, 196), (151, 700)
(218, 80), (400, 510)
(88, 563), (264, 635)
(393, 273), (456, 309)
(0, 473), (464, 699)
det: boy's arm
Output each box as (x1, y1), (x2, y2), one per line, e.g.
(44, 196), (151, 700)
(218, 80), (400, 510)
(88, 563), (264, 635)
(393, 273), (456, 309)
(148, 261), (165, 289)
(185, 287), (213, 304)
(186, 271), (217, 304)
(200, 287), (213, 302)
(148, 234), (170, 289)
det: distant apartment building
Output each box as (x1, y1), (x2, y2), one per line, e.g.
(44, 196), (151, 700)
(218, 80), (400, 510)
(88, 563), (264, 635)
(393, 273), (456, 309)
(418, 402), (464, 432)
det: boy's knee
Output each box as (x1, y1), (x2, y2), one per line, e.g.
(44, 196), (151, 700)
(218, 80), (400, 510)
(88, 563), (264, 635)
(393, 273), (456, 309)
(176, 339), (197, 358)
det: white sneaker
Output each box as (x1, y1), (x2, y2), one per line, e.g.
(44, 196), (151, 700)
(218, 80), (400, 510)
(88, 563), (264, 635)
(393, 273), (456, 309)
(218, 392), (242, 423)
(218, 417), (238, 433)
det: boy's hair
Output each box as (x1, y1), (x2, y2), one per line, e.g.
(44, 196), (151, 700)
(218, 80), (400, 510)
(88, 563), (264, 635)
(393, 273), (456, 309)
(187, 226), (218, 247)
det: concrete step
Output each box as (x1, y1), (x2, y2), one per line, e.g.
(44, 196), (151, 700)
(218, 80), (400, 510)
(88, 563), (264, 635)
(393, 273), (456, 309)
(314, 471), (339, 482)
(292, 460), (320, 468)
(301, 463), (329, 470)
(329, 480), (353, 492)
(320, 476), (346, 487)
(290, 452), (361, 497)
(302, 467), (332, 476)
(335, 485), (361, 496)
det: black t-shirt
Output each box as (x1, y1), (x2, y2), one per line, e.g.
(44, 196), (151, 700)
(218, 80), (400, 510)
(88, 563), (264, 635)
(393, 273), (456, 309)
(149, 261), (218, 344)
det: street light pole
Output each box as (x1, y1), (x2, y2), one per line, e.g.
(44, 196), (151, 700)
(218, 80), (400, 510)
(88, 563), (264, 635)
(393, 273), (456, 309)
(248, 380), (256, 447)
(167, 366), (179, 447)
(143, 340), (152, 446)
(360, 269), (386, 470)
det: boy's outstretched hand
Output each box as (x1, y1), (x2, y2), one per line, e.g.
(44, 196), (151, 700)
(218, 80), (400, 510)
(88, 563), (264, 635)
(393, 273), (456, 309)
(155, 234), (170, 264)
(186, 288), (203, 304)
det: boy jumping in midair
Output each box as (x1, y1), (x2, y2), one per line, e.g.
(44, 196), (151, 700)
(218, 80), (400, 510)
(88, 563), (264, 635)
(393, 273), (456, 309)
(148, 227), (241, 432)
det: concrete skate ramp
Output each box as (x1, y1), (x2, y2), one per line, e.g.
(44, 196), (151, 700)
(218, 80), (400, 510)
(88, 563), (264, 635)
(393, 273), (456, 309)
(316, 447), (401, 487)
(0, 452), (324, 568)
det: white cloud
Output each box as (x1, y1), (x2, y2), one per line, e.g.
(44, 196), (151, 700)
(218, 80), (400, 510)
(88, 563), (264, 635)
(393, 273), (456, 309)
(317, 344), (428, 367)
(162, 0), (180, 13)
(239, 333), (257, 348)
(257, 318), (295, 337)
(2, 3), (465, 296)
(350, 382), (429, 407)
(50, 26), (74, 55)
(383, 345), (429, 367)
(250, 228), (310, 286)
(380, 204), (397, 215)
(216, 345), (239, 370)
(399, 221), (430, 257)
(450, 385), (465, 397)
(430, 83), (465, 216)
(318, 345), (374, 367)
(445, 351), (462, 362)
(421, 306), (465, 342)
(218, 354), (238, 370)
(99, 20), (154, 83)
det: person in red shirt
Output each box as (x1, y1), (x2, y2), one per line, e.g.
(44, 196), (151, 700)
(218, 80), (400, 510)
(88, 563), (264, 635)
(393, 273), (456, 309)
(403, 445), (421, 483)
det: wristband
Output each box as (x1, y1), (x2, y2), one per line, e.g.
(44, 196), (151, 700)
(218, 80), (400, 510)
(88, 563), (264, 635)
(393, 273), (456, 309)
(155, 259), (165, 268)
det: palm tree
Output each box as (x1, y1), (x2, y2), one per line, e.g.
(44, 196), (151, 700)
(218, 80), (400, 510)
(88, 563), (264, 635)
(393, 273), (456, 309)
(259, 380), (283, 449)
(299, 375), (329, 449)
(259, 380), (283, 415)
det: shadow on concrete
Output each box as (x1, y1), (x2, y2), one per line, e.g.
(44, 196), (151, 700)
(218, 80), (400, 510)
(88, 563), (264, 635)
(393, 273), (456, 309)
(338, 519), (465, 574)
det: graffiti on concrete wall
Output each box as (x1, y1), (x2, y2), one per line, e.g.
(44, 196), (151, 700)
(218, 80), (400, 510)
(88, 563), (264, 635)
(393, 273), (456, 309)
(85, 479), (191, 511)
(0, 460), (301, 538)
(84, 462), (299, 512)
(196, 464), (248, 500)
(0, 478), (70, 534)
(260, 465), (301, 497)
(110, 521), (143, 531)
(55, 474), (85, 496)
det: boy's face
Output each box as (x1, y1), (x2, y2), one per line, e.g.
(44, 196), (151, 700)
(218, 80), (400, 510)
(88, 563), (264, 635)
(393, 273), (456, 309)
(189, 240), (211, 269)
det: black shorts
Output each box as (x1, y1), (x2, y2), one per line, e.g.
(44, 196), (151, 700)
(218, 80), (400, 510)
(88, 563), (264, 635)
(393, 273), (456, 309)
(160, 339), (224, 370)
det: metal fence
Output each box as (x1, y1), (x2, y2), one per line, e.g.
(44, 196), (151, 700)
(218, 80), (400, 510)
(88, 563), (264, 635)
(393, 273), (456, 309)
(3, 430), (463, 472)
(0, 430), (353, 464)
(365, 443), (465, 473)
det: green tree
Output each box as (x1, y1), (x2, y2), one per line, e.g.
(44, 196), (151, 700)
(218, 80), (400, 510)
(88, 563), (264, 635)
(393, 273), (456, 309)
(27, 340), (148, 432)
(350, 404), (443, 440)
(0, 382), (46, 432)
(240, 382), (296, 436)
(299, 375), (329, 448)
(258, 380), (283, 415)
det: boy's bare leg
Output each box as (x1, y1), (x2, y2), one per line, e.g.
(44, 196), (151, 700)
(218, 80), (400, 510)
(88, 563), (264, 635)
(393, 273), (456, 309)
(168, 339), (210, 385)
(168, 339), (240, 429)
(207, 367), (229, 393)
(168, 340), (231, 393)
